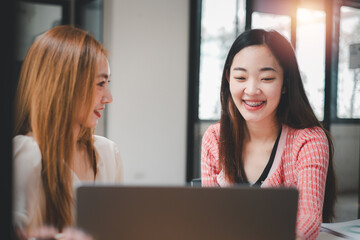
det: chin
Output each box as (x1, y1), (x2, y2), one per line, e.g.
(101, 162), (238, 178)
(240, 113), (264, 123)
(242, 117), (261, 123)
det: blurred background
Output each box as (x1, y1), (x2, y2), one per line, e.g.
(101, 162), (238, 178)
(2, 0), (360, 236)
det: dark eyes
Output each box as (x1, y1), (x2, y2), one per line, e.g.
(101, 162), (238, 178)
(97, 79), (111, 87)
(97, 81), (106, 87)
(234, 77), (275, 81)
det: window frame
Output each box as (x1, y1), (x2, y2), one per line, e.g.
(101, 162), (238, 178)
(330, 0), (360, 124)
(17, 0), (71, 25)
(186, 0), (202, 182)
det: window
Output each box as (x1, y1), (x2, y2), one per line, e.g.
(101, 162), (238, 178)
(252, 12), (291, 39)
(191, 1), (330, 179)
(296, 8), (326, 120)
(337, 6), (360, 119)
(199, 0), (246, 121)
(186, 0), (246, 181)
(188, 0), (360, 224)
(198, 4), (329, 123)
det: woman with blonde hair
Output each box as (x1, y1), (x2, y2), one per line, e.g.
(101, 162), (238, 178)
(13, 25), (122, 235)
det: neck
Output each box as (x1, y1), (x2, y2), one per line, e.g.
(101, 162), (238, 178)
(245, 119), (281, 143)
(72, 125), (95, 181)
(73, 123), (82, 145)
(73, 124), (83, 162)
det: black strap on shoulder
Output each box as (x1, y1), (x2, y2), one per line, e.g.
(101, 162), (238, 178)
(254, 128), (282, 186)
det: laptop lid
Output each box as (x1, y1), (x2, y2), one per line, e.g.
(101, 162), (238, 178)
(75, 185), (298, 240)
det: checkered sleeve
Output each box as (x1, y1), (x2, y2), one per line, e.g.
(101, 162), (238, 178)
(295, 127), (329, 240)
(201, 124), (221, 187)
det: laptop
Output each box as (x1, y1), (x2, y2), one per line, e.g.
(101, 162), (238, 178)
(75, 184), (298, 240)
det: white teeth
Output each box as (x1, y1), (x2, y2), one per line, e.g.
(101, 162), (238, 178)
(244, 101), (264, 107)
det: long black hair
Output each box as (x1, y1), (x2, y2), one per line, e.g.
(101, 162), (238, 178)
(219, 29), (336, 222)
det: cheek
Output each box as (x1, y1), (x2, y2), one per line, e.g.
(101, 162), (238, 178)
(267, 85), (283, 103)
(76, 106), (88, 125)
(93, 90), (103, 104)
(229, 81), (243, 97)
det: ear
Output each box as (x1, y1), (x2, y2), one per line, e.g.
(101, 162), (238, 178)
(226, 69), (230, 83)
(281, 85), (286, 94)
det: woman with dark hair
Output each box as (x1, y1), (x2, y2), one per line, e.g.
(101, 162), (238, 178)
(13, 25), (123, 237)
(201, 29), (336, 240)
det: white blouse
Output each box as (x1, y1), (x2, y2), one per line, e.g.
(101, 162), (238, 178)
(12, 134), (123, 230)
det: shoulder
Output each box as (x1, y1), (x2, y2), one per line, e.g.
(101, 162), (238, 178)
(13, 135), (42, 166)
(93, 135), (117, 148)
(284, 126), (329, 157)
(202, 122), (220, 146)
(13, 134), (40, 152)
(92, 135), (122, 182)
(286, 126), (328, 144)
(202, 122), (220, 141)
(93, 135), (120, 157)
(201, 123), (220, 154)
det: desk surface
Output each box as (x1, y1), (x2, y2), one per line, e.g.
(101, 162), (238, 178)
(317, 232), (346, 240)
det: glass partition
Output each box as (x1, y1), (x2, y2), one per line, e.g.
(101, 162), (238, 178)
(199, 0), (246, 120)
(337, 6), (360, 119)
(251, 12), (291, 40)
(296, 8), (326, 121)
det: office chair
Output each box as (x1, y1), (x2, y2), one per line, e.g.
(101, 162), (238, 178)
(190, 178), (202, 187)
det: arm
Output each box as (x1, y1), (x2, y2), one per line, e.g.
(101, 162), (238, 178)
(12, 135), (43, 230)
(200, 125), (220, 186)
(114, 144), (123, 182)
(295, 128), (329, 240)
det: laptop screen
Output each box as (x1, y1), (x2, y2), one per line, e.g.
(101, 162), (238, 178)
(76, 184), (298, 240)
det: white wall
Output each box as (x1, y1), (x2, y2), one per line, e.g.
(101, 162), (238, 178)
(103, 0), (189, 185)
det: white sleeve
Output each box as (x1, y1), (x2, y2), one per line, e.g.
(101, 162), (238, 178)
(113, 143), (123, 182)
(93, 135), (123, 183)
(12, 135), (43, 229)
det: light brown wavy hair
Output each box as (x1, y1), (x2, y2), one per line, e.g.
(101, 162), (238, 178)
(14, 25), (107, 230)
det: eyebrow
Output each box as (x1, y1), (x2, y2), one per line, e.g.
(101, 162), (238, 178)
(232, 67), (277, 72)
(260, 67), (277, 72)
(97, 73), (110, 79)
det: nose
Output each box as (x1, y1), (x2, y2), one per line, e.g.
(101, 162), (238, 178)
(243, 79), (261, 95)
(102, 85), (113, 104)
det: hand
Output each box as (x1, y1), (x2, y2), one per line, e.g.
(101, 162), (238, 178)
(60, 227), (94, 240)
(15, 225), (58, 240)
(27, 225), (58, 239)
(15, 226), (93, 240)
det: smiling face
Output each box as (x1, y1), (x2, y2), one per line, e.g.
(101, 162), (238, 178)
(229, 45), (284, 125)
(79, 54), (113, 129)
